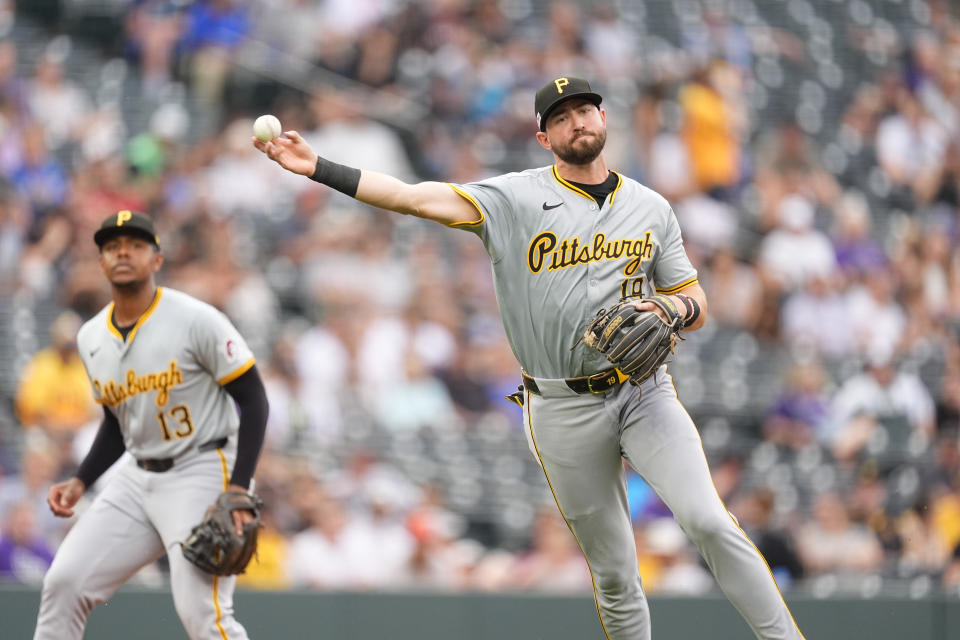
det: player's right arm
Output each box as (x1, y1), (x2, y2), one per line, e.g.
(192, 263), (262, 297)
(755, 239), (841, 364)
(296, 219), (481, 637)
(48, 407), (126, 517)
(48, 478), (86, 518)
(253, 131), (480, 226)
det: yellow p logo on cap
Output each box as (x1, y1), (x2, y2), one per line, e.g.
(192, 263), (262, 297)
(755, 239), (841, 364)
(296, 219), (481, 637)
(116, 210), (132, 226)
(554, 78), (569, 94)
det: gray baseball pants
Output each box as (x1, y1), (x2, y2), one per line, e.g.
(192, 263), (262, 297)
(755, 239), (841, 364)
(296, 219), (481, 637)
(521, 371), (805, 640)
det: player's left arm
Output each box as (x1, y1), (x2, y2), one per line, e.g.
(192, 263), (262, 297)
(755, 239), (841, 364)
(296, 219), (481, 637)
(222, 365), (268, 535)
(222, 365), (268, 492)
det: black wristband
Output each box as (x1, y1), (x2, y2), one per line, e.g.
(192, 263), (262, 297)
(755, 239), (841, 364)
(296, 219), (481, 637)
(677, 293), (701, 327)
(310, 156), (361, 197)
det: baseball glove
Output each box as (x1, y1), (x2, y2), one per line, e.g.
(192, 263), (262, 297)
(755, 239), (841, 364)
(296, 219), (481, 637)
(181, 491), (263, 576)
(581, 294), (685, 385)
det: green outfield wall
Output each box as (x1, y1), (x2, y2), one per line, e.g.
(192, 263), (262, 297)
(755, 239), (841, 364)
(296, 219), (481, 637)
(3, 585), (958, 639)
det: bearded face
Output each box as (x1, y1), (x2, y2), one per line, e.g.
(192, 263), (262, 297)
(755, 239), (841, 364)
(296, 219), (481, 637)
(551, 127), (607, 165)
(540, 100), (608, 165)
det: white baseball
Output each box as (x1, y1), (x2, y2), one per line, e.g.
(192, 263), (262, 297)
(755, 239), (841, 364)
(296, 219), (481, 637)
(253, 114), (282, 142)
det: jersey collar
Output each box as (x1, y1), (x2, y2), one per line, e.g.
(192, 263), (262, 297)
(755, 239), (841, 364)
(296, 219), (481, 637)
(106, 286), (164, 343)
(551, 166), (624, 205)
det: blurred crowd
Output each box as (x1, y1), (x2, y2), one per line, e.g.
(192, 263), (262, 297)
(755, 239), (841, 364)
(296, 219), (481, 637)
(2, 0), (960, 599)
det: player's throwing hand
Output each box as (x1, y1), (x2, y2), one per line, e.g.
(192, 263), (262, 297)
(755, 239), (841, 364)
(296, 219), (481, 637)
(252, 130), (317, 177)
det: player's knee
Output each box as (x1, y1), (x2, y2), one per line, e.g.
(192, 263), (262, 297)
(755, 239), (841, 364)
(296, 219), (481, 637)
(40, 561), (85, 607)
(676, 509), (735, 546)
(594, 564), (641, 598)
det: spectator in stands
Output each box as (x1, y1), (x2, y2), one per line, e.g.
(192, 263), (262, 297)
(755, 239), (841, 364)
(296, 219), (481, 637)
(24, 45), (92, 151)
(286, 492), (408, 589)
(875, 87), (949, 202)
(830, 190), (887, 284)
(0, 501), (54, 585)
(904, 31), (958, 138)
(0, 39), (29, 122)
(0, 437), (63, 544)
(372, 351), (459, 432)
(758, 193), (838, 293)
(796, 490), (884, 576)
(829, 352), (936, 463)
(260, 330), (313, 451)
(398, 485), (479, 591)
(780, 273), (852, 358)
(626, 85), (695, 204)
(501, 506), (592, 593)
(845, 264), (906, 360)
(304, 88), (417, 185)
(754, 119), (841, 233)
(732, 487), (805, 589)
(15, 310), (97, 434)
(762, 360), (832, 450)
(635, 517), (714, 595)
(895, 496), (950, 578)
(678, 60), (743, 199)
(0, 177), (28, 292)
(123, 0), (185, 98)
(8, 125), (68, 230)
(178, 0), (250, 103)
(698, 246), (764, 332)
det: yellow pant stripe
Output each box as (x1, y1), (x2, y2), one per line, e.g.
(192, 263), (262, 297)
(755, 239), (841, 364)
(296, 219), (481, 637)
(667, 373), (806, 639)
(525, 389), (611, 640)
(214, 447), (230, 639)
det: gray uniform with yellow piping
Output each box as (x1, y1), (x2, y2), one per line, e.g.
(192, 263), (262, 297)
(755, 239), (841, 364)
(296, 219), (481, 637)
(449, 167), (805, 640)
(33, 287), (255, 640)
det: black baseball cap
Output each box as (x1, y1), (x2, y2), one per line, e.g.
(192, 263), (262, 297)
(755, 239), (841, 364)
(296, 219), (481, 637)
(535, 76), (603, 132)
(94, 210), (160, 249)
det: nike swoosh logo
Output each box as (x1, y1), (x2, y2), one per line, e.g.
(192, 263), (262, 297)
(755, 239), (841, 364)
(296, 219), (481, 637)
(89, 347), (100, 357)
(542, 201), (563, 211)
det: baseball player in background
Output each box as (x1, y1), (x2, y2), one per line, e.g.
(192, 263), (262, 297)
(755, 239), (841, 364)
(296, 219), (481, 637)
(33, 211), (269, 640)
(256, 76), (805, 639)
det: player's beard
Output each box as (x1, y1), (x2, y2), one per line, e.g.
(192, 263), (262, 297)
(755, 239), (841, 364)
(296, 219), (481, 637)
(553, 129), (607, 165)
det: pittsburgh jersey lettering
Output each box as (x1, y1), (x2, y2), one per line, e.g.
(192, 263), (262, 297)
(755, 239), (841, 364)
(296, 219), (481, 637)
(527, 230), (655, 275)
(93, 360), (184, 408)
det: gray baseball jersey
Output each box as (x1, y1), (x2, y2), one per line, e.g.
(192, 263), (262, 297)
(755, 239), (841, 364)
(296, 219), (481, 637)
(36, 286), (255, 640)
(77, 287), (255, 460)
(447, 166), (805, 640)
(449, 166), (697, 378)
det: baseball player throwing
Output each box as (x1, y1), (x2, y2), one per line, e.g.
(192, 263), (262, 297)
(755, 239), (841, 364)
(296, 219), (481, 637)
(34, 211), (269, 640)
(255, 77), (805, 639)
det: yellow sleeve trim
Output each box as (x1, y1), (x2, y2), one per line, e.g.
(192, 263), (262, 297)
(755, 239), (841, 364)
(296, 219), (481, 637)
(445, 184), (485, 228)
(218, 357), (255, 385)
(656, 277), (699, 294)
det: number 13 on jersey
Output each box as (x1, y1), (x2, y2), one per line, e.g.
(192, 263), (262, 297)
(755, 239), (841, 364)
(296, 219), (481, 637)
(157, 404), (195, 441)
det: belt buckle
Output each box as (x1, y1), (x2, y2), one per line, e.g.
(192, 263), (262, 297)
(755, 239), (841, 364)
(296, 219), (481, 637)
(587, 371), (613, 394)
(587, 376), (609, 395)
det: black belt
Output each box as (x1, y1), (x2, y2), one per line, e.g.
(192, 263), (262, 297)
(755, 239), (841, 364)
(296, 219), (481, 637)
(136, 437), (228, 473)
(522, 368), (626, 396)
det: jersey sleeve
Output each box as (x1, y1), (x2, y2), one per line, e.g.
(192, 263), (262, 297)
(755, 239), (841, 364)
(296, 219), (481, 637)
(446, 175), (517, 263)
(653, 206), (699, 293)
(190, 306), (255, 386)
